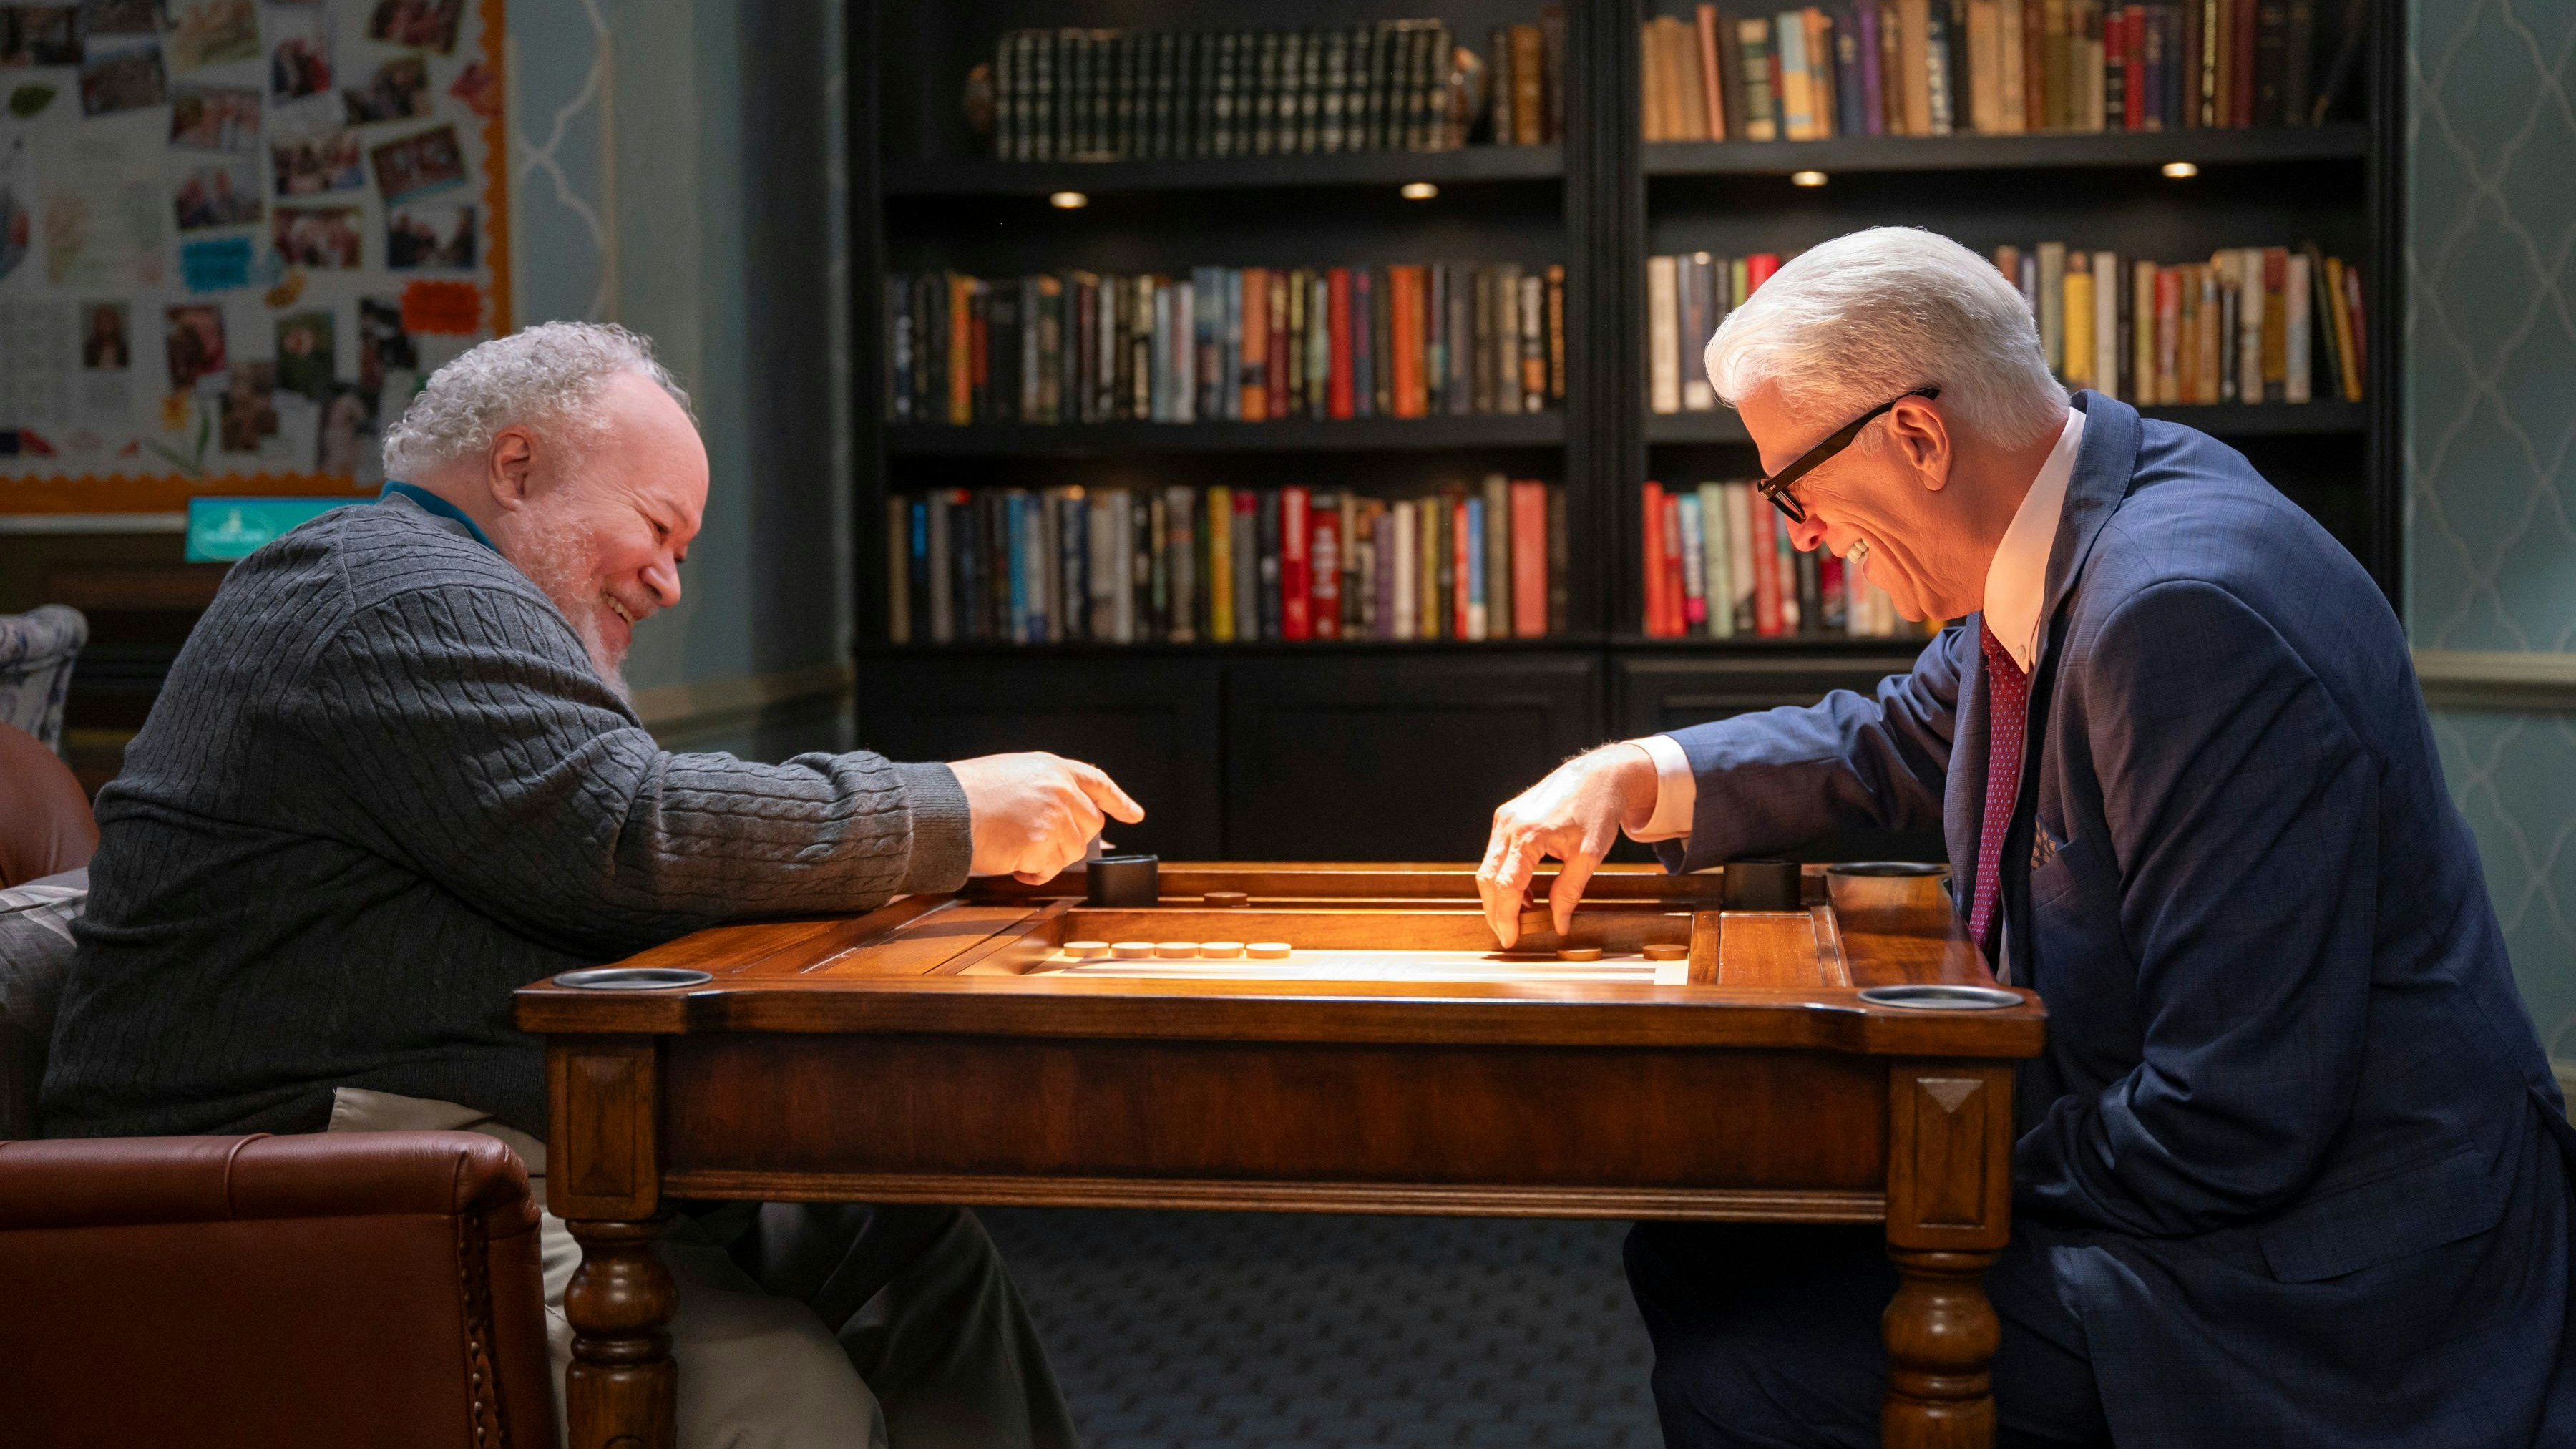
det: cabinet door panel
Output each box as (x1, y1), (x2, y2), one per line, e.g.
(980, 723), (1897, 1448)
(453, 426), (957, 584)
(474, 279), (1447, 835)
(1613, 651), (1944, 864)
(1614, 651), (1927, 735)
(854, 657), (1224, 860)
(1224, 653), (1604, 862)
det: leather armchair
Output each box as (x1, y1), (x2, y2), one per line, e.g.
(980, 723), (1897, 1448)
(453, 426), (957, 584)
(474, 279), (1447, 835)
(0, 675), (560, 1445)
(0, 1130), (560, 1448)
(0, 718), (94, 890)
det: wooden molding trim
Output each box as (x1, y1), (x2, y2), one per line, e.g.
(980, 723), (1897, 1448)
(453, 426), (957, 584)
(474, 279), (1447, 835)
(2415, 650), (2576, 713)
(632, 662), (854, 736)
(657, 1170), (1888, 1222)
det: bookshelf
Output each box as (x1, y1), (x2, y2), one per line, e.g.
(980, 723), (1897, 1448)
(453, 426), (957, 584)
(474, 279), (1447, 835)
(884, 143), (1566, 195)
(846, 0), (2398, 864)
(886, 414), (1566, 456)
(1643, 119), (2366, 174)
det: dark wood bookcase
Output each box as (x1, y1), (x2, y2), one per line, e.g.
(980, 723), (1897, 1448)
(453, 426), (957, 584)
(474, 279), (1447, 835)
(844, 0), (2401, 864)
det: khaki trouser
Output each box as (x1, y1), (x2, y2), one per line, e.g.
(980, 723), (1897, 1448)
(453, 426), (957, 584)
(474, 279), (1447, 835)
(327, 1089), (1078, 1449)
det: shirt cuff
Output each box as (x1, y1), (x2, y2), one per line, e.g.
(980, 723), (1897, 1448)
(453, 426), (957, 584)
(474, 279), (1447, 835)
(1624, 734), (1698, 844)
(892, 761), (973, 894)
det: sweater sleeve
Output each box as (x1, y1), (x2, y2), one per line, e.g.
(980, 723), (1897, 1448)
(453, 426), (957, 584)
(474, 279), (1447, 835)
(298, 580), (970, 956)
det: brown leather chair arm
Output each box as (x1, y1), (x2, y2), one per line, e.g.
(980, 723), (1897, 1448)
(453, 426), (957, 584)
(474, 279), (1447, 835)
(0, 719), (94, 889)
(0, 1131), (558, 1449)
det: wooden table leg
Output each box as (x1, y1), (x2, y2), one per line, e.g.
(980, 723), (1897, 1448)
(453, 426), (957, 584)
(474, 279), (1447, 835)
(1882, 1062), (2016, 1449)
(1883, 1246), (2001, 1448)
(565, 1216), (677, 1449)
(549, 1035), (673, 1449)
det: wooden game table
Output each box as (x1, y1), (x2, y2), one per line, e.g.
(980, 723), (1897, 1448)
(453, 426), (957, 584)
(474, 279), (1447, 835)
(514, 861), (2044, 1449)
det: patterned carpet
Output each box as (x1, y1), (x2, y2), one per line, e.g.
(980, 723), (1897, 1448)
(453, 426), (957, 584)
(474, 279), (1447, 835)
(979, 1209), (1664, 1449)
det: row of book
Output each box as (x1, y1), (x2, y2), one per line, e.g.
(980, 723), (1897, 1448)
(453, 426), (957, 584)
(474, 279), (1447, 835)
(1642, 481), (1932, 639)
(1643, 241), (2366, 412)
(1993, 241), (2366, 404)
(1640, 0), (2365, 143)
(887, 479), (1571, 646)
(887, 265), (1568, 427)
(979, 15), (1566, 163)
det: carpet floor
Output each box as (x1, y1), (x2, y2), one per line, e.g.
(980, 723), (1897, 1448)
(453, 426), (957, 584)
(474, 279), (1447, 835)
(979, 1209), (1664, 1449)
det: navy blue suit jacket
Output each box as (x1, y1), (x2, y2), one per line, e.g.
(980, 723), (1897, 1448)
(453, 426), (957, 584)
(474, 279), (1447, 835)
(1659, 394), (2575, 1445)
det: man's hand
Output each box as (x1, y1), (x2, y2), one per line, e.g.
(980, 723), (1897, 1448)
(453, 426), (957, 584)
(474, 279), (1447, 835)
(1476, 744), (1661, 947)
(950, 752), (1146, 883)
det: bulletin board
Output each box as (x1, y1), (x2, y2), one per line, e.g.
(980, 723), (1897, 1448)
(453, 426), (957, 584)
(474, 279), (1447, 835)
(0, 0), (508, 514)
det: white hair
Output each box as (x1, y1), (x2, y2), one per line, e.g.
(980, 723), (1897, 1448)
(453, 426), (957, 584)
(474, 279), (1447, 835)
(1704, 228), (2066, 449)
(380, 321), (693, 479)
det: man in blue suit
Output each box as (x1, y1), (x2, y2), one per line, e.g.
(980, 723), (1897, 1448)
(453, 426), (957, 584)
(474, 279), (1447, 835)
(1478, 228), (2575, 1447)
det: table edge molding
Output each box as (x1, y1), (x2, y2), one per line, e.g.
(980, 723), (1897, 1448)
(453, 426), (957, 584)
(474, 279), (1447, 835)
(656, 1170), (1888, 1221)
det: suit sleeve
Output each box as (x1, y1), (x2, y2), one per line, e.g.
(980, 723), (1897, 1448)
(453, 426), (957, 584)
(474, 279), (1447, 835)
(2014, 580), (2379, 1236)
(1654, 625), (1966, 873)
(298, 583), (971, 957)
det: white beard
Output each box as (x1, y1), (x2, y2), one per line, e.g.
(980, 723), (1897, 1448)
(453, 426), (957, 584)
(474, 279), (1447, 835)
(507, 511), (633, 704)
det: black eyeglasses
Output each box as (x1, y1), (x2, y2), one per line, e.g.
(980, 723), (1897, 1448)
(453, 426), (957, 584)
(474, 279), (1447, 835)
(1754, 386), (1941, 523)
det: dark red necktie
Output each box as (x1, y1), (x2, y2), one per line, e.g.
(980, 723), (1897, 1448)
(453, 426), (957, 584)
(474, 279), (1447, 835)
(1966, 624), (2030, 956)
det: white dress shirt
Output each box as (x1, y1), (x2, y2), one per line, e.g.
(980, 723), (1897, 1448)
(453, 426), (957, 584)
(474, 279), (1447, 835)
(1625, 407), (2086, 844)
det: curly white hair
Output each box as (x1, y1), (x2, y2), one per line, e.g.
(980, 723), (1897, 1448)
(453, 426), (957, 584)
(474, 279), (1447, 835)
(380, 321), (693, 479)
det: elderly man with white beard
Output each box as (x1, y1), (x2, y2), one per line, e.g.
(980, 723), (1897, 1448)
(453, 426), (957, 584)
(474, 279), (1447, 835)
(44, 321), (1136, 1449)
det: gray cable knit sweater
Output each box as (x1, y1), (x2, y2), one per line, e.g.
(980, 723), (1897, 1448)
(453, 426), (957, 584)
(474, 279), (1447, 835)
(41, 493), (970, 1138)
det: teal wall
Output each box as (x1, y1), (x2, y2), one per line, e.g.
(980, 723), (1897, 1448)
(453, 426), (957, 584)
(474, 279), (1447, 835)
(2408, 1), (2576, 1058)
(505, 1), (850, 756)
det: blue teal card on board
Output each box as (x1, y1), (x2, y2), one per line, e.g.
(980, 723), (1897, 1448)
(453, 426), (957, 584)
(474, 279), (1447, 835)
(185, 497), (346, 561)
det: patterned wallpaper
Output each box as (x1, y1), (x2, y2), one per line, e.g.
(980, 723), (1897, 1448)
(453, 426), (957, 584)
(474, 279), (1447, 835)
(504, 0), (615, 327)
(499, 0), (851, 755)
(2407, 0), (2576, 1055)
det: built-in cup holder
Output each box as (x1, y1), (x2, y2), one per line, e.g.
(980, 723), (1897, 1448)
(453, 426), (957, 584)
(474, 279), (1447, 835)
(1856, 983), (2021, 1010)
(554, 966), (714, 990)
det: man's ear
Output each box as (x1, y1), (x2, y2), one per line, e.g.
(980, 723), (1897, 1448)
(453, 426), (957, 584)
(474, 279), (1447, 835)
(1893, 399), (1952, 493)
(485, 426), (537, 512)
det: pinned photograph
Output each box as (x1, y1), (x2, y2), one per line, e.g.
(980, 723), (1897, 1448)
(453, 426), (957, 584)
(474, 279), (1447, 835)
(316, 383), (373, 474)
(274, 306), (334, 401)
(1, 8), (80, 67)
(364, 0), (459, 55)
(164, 302), (225, 389)
(267, 1), (331, 102)
(77, 0), (162, 35)
(0, 145), (24, 285)
(385, 203), (470, 270)
(165, 0), (255, 69)
(357, 293), (414, 391)
(174, 157), (259, 230)
(77, 39), (164, 114)
(79, 300), (130, 369)
(170, 82), (259, 150)
(272, 204), (359, 268)
(218, 358), (278, 452)
(272, 124), (363, 195)
(0, 200), (24, 285)
(341, 52), (425, 122)
(369, 123), (464, 206)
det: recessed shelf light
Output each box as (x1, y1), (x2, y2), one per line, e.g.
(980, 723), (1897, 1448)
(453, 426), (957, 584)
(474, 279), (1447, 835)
(1790, 170), (1828, 188)
(1401, 182), (1440, 200)
(1049, 190), (1089, 209)
(2160, 161), (2199, 179)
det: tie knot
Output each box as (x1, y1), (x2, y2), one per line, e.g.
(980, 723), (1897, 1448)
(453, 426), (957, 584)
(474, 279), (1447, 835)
(1980, 621), (2026, 684)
